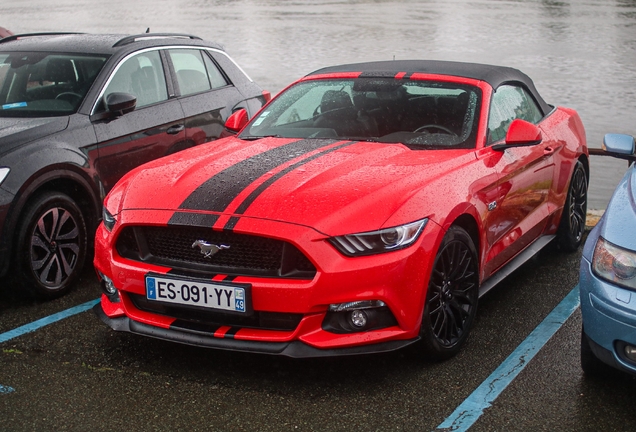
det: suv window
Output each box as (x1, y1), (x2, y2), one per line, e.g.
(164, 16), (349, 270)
(0, 52), (108, 117)
(202, 52), (228, 89)
(487, 85), (543, 144)
(168, 49), (227, 96)
(102, 50), (168, 109)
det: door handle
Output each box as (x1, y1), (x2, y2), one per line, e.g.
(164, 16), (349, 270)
(167, 124), (185, 135)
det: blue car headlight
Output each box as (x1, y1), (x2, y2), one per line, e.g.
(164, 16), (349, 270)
(329, 219), (428, 257)
(592, 237), (636, 290)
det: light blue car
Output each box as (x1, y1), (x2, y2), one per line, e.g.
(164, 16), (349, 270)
(580, 133), (636, 376)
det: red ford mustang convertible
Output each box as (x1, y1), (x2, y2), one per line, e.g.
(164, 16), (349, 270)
(94, 60), (588, 359)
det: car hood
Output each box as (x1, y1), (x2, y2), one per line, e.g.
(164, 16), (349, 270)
(595, 163), (636, 252)
(0, 116), (70, 157)
(114, 136), (475, 235)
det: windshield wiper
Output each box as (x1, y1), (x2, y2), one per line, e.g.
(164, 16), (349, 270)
(239, 134), (282, 141)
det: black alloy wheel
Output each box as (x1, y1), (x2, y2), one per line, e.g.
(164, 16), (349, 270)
(15, 191), (87, 299)
(557, 160), (588, 252)
(420, 226), (479, 361)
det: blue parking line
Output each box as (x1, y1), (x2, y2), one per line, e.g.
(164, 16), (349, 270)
(0, 298), (99, 344)
(0, 298), (99, 395)
(436, 286), (580, 431)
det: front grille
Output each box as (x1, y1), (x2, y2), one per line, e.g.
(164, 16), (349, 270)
(116, 225), (316, 278)
(130, 294), (303, 331)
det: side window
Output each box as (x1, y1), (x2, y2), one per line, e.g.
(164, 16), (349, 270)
(168, 49), (213, 96)
(487, 85), (543, 144)
(202, 53), (228, 89)
(103, 50), (168, 109)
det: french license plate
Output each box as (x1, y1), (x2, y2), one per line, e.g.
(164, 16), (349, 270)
(145, 274), (249, 313)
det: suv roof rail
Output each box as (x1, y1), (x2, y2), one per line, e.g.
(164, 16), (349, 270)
(113, 33), (202, 48)
(0, 32), (85, 44)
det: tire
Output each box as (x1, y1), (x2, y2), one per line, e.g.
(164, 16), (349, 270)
(581, 326), (610, 377)
(557, 160), (588, 252)
(15, 191), (87, 300)
(420, 226), (479, 361)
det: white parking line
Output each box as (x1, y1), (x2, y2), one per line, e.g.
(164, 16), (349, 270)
(435, 286), (580, 431)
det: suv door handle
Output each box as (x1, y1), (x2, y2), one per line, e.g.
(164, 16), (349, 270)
(167, 124), (185, 135)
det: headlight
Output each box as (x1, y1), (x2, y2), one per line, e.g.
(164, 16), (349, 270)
(329, 219), (427, 257)
(102, 206), (117, 231)
(592, 237), (636, 290)
(0, 167), (9, 186)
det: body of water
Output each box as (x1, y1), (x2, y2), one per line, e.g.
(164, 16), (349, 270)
(2, 0), (635, 209)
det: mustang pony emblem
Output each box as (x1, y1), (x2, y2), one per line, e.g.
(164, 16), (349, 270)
(192, 240), (230, 258)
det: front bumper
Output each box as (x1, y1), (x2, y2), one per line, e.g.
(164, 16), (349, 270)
(93, 214), (445, 356)
(93, 301), (418, 358)
(580, 256), (636, 375)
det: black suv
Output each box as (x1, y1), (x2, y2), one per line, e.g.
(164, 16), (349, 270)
(0, 32), (268, 299)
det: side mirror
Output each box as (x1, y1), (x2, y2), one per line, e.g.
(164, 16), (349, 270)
(492, 119), (542, 151)
(603, 133), (635, 156)
(224, 109), (249, 133)
(105, 92), (136, 116)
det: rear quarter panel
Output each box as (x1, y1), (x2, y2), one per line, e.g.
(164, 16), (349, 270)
(541, 106), (588, 233)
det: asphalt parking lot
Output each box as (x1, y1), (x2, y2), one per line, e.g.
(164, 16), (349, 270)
(1, 239), (636, 431)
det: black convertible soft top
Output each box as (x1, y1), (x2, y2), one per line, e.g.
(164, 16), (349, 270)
(309, 60), (553, 115)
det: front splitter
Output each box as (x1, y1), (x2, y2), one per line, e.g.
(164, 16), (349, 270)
(93, 303), (419, 358)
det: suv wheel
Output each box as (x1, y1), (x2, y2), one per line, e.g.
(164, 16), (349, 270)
(15, 191), (87, 299)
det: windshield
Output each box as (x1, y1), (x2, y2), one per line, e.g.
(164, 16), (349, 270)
(0, 52), (108, 117)
(241, 78), (481, 148)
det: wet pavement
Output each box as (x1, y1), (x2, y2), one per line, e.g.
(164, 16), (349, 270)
(1, 239), (635, 431)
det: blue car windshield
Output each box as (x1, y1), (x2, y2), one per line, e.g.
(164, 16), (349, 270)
(0, 52), (108, 117)
(240, 78), (482, 149)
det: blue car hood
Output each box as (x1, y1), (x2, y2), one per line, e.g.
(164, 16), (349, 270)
(586, 163), (636, 258)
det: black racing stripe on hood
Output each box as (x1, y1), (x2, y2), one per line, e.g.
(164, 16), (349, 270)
(176, 139), (338, 212)
(168, 212), (220, 227)
(224, 216), (240, 231)
(222, 141), (357, 230)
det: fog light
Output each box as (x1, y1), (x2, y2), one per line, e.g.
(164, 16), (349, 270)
(625, 345), (636, 361)
(350, 310), (368, 328)
(103, 274), (117, 295)
(98, 271), (119, 301)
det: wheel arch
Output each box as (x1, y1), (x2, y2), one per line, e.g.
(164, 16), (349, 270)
(438, 205), (483, 275)
(450, 213), (481, 260)
(0, 167), (101, 278)
(578, 154), (590, 185)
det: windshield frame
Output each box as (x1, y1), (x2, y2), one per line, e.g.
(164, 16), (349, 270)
(240, 76), (483, 149)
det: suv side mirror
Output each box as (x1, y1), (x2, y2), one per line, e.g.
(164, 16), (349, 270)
(492, 119), (542, 151)
(105, 92), (137, 116)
